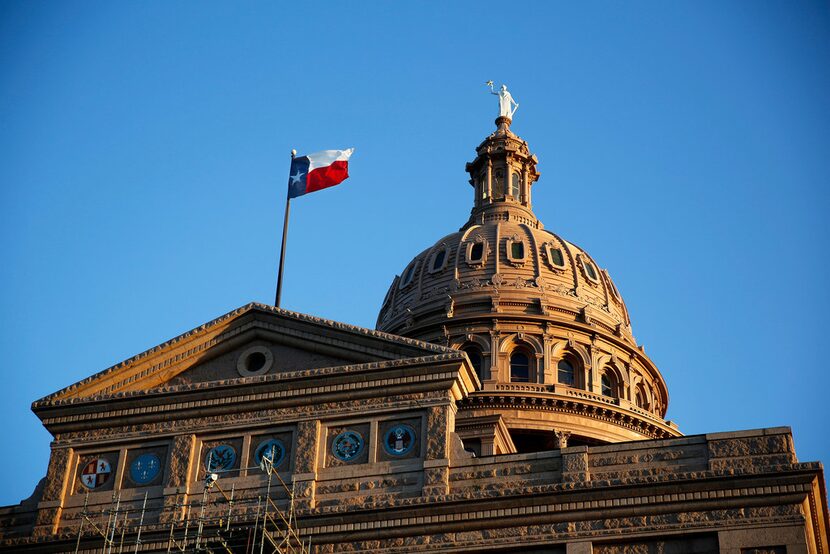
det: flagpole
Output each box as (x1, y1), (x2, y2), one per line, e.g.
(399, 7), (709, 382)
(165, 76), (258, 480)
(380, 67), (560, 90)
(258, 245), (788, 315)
(275, 150), (296, 307)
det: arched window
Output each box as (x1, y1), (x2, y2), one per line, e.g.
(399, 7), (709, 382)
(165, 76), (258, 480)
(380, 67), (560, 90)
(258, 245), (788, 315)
(479, 172), (488, 200)
(510, 172), (521, 198)
(635, 385), (650, 410)
(510, 352), (530, 383)
(601, 373), (614, 397)
(462, 346), (485, 382)
(635, 389), (645, 408)
(557, 359), (575, 387)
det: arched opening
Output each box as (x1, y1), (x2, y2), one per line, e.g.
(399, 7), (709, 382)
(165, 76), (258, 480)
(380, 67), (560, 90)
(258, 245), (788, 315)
(557, 359), (575, 387)
(601, 372), (615, 397)
(635, 388), (645, 408)
(462, 345), (485, 383)
(635, 385), (650, 410)
(510, 351), (531, 383)
(510, 172), (521, 198)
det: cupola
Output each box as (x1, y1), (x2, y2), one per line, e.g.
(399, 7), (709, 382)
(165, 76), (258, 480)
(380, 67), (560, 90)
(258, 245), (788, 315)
(377, 98), (680, 454)
(465, 117), (541, 227)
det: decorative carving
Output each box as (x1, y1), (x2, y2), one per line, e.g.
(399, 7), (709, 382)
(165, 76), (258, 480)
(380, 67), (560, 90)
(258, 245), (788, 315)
(294, 421), (320, 474)
(166, 434), (194, 488)
(40, 448), (72, 501)
(708, 435), (793, 459)
(554, 430), (570, 449)
(561, 449), (589, 483)
(425, 406), (449, 460)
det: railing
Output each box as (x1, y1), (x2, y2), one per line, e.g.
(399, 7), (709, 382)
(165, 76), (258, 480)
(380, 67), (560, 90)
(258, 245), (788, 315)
(480, 383), (666, 424)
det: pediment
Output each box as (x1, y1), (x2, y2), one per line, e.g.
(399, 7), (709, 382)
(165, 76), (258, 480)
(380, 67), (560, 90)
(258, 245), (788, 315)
(35, 303), (451, 407)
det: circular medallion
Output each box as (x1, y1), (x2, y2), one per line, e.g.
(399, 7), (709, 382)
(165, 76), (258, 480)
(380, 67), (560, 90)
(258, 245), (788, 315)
(383, 425), (416, 456)
(204, 444), (237, 472)
(332, 430), (364, 462)
(129, 453), (161, 484)
(254, 439), (286, 470)
(80, 458), (111, 489)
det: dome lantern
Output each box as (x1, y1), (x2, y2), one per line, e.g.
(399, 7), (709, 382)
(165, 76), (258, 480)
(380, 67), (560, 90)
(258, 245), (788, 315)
(465, 117), (541, 227)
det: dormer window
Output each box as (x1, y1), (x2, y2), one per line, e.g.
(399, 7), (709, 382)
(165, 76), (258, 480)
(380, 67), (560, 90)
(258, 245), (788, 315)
(510, 172), (521, 198)
(466, 239), (487, 266)
(603, 269), (621, 301)
(506, 238), (526, 265)
(544, 244), (566, 270)
(399, 260), (419, 289)
(579, 255), (600, 283)
(429, 246), (449, 273)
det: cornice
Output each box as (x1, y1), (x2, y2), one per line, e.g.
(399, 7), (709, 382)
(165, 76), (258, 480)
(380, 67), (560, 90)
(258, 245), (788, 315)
(34, 302), (454, 408)
(458, 389), (681, 440)
(34, 353), (471, 430)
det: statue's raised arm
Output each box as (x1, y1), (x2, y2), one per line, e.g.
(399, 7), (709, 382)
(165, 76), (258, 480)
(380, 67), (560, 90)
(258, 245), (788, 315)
(486, 81), (519, 119)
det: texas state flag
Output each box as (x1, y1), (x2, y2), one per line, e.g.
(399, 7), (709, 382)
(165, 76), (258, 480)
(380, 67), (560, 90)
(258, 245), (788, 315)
(288, 148), (354, 199)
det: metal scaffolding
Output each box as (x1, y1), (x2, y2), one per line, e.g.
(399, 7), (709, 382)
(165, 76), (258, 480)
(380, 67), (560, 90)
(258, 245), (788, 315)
(72, 452), (310, 554)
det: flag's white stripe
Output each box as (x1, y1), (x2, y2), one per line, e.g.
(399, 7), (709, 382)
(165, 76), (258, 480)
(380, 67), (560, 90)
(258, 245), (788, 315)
(306, 148), (354, 171)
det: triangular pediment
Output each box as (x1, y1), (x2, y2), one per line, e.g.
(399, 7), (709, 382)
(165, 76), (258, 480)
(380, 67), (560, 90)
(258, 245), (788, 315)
(34, 303), (452, 408)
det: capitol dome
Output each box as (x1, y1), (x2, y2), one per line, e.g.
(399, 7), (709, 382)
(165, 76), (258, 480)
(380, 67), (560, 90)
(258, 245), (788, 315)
(377, 116), (681, 453)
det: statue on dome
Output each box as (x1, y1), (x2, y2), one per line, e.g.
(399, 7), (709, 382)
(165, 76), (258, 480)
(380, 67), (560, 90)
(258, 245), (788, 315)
(486, 81), (519, 119)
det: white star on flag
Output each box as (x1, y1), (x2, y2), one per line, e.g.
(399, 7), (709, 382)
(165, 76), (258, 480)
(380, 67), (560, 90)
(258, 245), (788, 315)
(289, 169), (305, 185)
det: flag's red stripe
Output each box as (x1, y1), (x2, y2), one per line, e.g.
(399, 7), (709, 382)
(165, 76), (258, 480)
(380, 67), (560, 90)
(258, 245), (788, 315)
(306, 160), (349, 194)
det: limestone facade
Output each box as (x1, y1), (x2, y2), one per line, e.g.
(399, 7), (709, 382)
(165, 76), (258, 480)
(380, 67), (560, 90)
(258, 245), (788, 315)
(0, 117), (827, 552)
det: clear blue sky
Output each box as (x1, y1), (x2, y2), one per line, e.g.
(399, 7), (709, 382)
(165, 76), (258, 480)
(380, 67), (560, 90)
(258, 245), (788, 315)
(1, 2), (828, 505)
